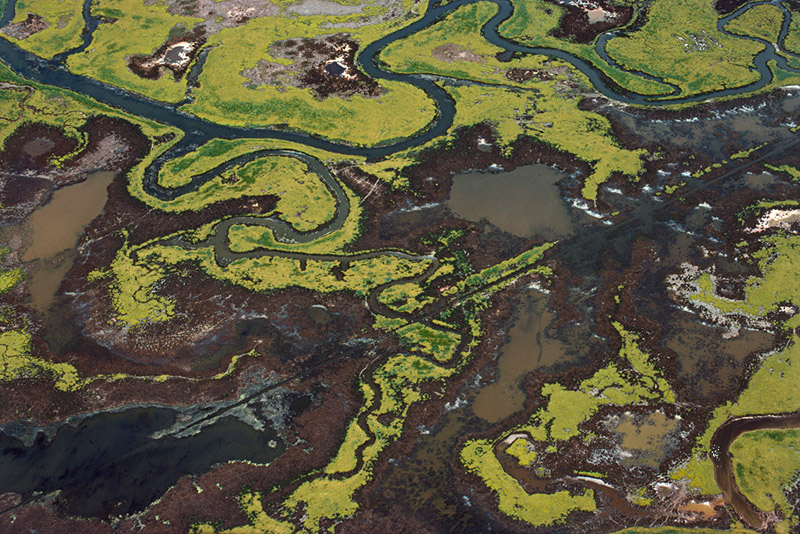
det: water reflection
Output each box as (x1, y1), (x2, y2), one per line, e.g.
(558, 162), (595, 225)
(447, 164), (574, 239)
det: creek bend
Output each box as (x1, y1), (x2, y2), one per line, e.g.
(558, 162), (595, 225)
(711, 410), (800, 530)
(0, 0), (798, 525)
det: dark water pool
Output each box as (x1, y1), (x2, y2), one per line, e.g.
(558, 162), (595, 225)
(0, 407), (283, 518)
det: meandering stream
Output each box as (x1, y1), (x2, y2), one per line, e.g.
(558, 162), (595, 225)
(0, 0), (799, 522)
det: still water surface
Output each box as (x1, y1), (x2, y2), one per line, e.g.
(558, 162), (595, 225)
(447, 164), (574, 239)
(1, 171), (115, 312)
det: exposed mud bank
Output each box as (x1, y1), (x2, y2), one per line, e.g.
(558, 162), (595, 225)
(0, 116), (151, 225)
(547, 0), (633, 44)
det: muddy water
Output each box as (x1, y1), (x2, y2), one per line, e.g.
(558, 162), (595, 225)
(1, 171), (115, 312)
(20, 171), (115, 262)
(378, 407), (495, 532)
(472, 292), (569, 423)
(447, 164), (574, 239)
(604, 411), (680, 469)
(663, 309), (774, 401)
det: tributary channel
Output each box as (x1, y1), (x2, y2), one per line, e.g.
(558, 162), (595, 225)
(0, 0), (798, 524)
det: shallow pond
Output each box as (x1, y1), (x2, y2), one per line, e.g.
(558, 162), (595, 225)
(1, 170), (115, 313)
(447, 164), (574, 239)
(472, 291), (571, 423)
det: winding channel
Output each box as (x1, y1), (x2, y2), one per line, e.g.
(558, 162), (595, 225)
(710, 410), (800, 530)
(1, 0), (800, 522)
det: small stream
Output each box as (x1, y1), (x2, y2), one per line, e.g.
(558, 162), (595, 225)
(0, 0), (796, 523)
(711, 410), (800, 529)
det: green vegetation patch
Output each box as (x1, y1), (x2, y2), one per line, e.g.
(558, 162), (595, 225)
(446, 243), (554, 297)
(764, 163), (800, 181)
(497, 0), (672, 96)
(149, 154), (337, 232)
(380, 2), (646, 200)
(672, 233), (800, 531)
(0, 248), (24, 294)
(66, 0), (202, 102)
(461, 438), (597, 526)
(505, 435), (537, 466)
(0, 328), (82, 391)
(221, 174), (362, 255)
(459, 323), (673, 525)
(689, 233), (800, 322)
(726, 3), (784, 43)
(604, 0), (765, 95)
(144, 244), (433, 298)
(183, 11), (436, 144)
(730, 429), (800, 525)
(92, 236), (176, 327)
(376, 281), (432, 313)
(396, 323), (460, 362)
(2, 0), (85, 59)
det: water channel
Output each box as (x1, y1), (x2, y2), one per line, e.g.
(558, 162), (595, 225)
(0, 0), (797, 524)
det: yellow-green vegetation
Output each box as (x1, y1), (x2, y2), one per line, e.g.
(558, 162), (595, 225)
(689, 233), (800, 328)
(140, 244), (433, 298)
(383, 2), (517, 83)
(376, 281), (432, 313)
(628, 486), (654, 507)
(0, 61), (178, 159)
(149, 153), (337, 232)
(357, 157), (414, 190)
(0, 267), (23, 294)
(66, 0), (202, 102)
(673, 337), (800, 501)
(0, 248), (23, 294)
(449, 84), (644, 200)
(726, 3), (784, 43)
(460, 323), (674, 525)
(90, 236), (176, 327)
(505, 435), (537, 466)
(379, 2), (646, 200)
(604, 0), (767, 95)
(614, 322), (676, 403)
(220, 175), (362, 255)
(0, 328), (82, 391)
(189, 75), (434, 146)
(764, 162), (800, 181)
(222, 352), (456, 532)
(784, 14), (800, 55)
(461, 439), (597, 526)
(729, 429), (800, 530)
(396, 323), (460, 362)
(205, 237), (553, 532)
(497, 0), (672, 96)
(0, 84), (28, 121)
(523, 325), (674, 440)
(2, 0), (85, 59)
(664, 181), (686, 195)
(183, 5), (436, 144)
(671, 232), (800, 532)
(446, 243), (554, 297)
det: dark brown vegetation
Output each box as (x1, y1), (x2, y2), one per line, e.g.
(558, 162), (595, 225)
(242, 34), (381, 99)
(546, 0), (633, 44)
(128, 27), (207, 81)
(0, 13), (48, 40)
